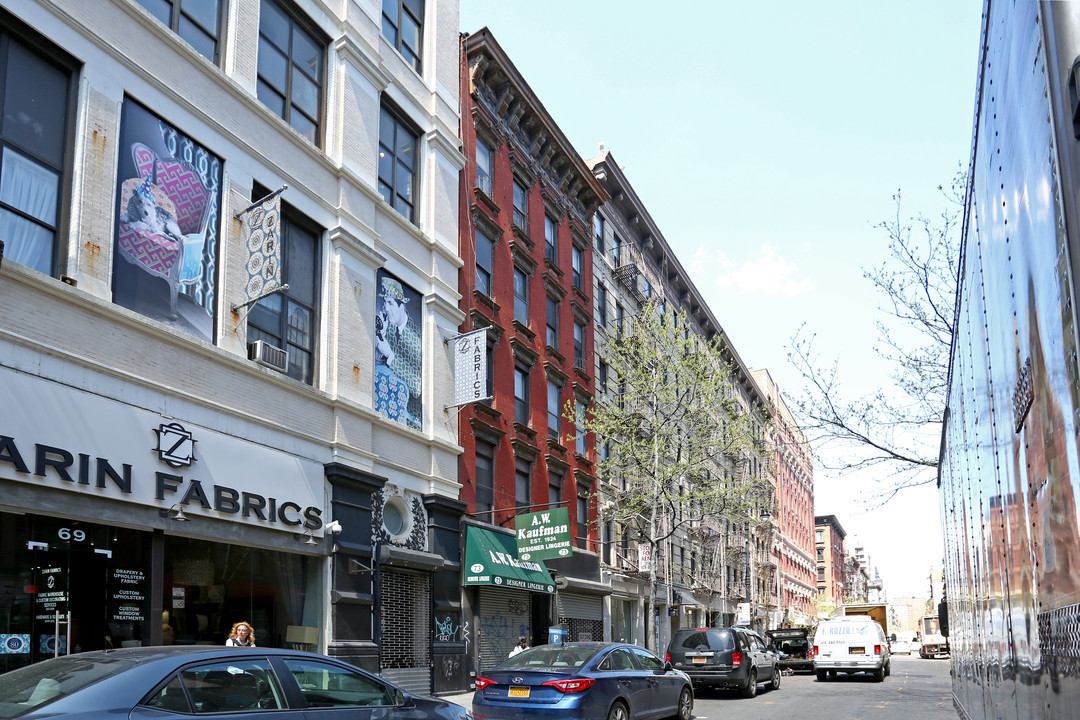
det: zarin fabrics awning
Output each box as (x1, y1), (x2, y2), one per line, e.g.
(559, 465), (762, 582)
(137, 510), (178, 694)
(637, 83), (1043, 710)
(463, 526), (555, 594)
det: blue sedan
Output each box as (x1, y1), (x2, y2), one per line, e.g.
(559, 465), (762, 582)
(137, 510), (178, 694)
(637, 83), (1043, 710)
(472, 642), (693, 720)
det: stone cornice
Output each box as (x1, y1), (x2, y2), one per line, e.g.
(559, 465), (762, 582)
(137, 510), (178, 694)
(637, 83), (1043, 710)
(334, 34), (392, 92)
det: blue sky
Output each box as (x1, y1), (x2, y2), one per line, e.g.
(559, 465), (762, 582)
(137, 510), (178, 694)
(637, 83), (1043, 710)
(460, 0), (984, 599)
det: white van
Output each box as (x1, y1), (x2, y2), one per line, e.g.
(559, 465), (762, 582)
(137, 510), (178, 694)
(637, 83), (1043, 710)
(812, 616), (891, 682)
(891, 630), (918, 654)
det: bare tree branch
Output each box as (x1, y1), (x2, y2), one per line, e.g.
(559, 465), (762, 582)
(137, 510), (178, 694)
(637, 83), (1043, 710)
(787, 168), (964, 505)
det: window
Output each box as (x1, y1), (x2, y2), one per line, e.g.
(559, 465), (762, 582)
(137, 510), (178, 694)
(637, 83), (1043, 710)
(475, 440), (495, 522)
(378, 105), (419, 223)
(573, 321), (585, 370)
(597, 359), (608, 395)
(544, 214), (557, 262)
(631, 648), (665, 671)
(548, 471), (562, 508)
(248, 210), (320, 384)
(135, 0), (222, 63)
(572, 244), (583, 289)
(257, 0), (324, 144)
(575, 399), (586, 456)
(514, 366), (529, 425)
(475, 137), (493, 196)
(594, 214), (604, 253)
(513, 267), (529, 324)
(547, 380), (560, 439)
(597, 285), (608, 327)
(0, 22), (73, 277)
(483, 340), (494, 407)
(576, 492), (587, 549)
(611, 234), (621, 266)
(515, 459), (531, 509)
(602, 521), (613, 565)
(616, 303), (624, 337)
(546, 296), (559, 349)
(381, 0), (423, 72)
(168, 658), (285, 713)
(512, 179), (528, 230)
(475, 230), (493, 296)
(283, 657), (394, 709)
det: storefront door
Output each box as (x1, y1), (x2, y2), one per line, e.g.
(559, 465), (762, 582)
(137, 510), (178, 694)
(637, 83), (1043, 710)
(0, 512), (151, 671)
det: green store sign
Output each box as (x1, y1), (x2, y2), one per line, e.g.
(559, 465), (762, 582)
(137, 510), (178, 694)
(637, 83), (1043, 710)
(515, 507), (572, 562)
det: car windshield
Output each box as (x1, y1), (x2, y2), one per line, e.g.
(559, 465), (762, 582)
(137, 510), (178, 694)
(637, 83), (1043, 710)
(498, 645), (599, 670)
(0, 656), (137, 719)
(677, 631), (734, 651)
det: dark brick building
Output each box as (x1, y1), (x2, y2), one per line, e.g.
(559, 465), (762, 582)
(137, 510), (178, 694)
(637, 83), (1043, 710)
(457, 28), (608, 673)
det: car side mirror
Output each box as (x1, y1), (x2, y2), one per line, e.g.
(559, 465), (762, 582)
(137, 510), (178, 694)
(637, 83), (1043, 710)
(663, 661), (673, 672)
(393, 688), (410, 707)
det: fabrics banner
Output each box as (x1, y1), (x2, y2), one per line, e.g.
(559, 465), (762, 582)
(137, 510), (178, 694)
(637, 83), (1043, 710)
(240, 192), (283, 302)
(453, 328), (489, 406)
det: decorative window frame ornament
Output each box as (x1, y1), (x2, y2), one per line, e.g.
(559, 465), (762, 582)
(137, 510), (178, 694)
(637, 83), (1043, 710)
(372, 486), (428, 551)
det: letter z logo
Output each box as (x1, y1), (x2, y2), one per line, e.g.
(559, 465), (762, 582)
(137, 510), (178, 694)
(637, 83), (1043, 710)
(155, 423), (197, 468)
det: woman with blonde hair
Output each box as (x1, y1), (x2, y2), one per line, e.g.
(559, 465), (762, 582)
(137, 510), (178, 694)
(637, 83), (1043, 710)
(225, 621), (256, 647)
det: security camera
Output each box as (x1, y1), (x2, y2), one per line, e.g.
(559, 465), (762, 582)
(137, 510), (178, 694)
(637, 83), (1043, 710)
(324, 520), (343, 535)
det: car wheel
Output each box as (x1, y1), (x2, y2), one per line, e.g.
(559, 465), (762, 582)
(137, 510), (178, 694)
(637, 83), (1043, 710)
(885, 661), (891, 677)
(771, 666), (781, 690)
(874, 667), (885, 682)
(675, 687), (693, 720)
(816, 669), (827, 682)
(608, 700), (629, 720)
(741, 669), (758, 698)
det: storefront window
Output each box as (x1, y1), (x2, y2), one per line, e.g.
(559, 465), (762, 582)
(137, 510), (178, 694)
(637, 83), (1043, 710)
(163, 536), (318, 648)
(0, 510), (322, 671)
(611, 599), (634, 644)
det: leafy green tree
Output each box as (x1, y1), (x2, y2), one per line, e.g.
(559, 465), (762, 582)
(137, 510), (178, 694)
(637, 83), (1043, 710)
(579, 299), (771, 651)
(788, 170), (964, 503)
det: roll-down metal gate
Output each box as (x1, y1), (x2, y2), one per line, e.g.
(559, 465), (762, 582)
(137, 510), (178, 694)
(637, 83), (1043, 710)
(478, 587), (531, 671)
(558, 591), (603, 642)
(380, 569), (431, 694)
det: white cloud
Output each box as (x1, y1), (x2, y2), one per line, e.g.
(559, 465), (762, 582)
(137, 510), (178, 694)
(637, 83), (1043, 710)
(691, 244), (813, 296)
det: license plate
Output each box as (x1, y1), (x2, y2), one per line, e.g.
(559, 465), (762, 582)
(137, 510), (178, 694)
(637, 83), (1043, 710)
(850, 647), (865, 654)
(508, 686), (530, 698)
(692, 657), (707, 664)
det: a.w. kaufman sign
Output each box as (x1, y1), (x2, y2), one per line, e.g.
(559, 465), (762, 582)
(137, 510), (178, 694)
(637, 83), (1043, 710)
(515, 507), (572, 561)
(464, 526), (554, 593)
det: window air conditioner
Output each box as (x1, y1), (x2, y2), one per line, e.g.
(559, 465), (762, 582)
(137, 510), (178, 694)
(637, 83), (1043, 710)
(249, 340), (288, 373)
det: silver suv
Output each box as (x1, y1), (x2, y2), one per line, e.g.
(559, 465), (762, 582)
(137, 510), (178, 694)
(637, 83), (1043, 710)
(665, 627), (780, 698)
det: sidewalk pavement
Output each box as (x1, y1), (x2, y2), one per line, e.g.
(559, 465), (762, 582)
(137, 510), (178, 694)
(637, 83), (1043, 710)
(439, 690), (474, 709)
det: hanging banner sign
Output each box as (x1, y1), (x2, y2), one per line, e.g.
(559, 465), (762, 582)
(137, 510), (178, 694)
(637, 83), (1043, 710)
(516, 507), (572, 561)
(638, 545), (654, 573)
(453, 328), (489, 406)
(240, 190), (283, 302)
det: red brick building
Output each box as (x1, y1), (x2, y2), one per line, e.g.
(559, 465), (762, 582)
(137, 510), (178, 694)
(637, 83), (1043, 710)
(752, 369), (816, 625)
(816, 514), (847, 612)
(457, 28), (607, 671)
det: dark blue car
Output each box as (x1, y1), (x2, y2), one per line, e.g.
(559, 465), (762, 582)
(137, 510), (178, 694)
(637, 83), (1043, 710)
(472, 641), (692, 720)
(0, 646), (471, 720)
